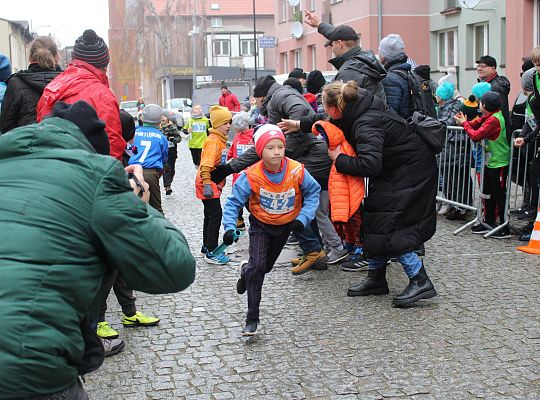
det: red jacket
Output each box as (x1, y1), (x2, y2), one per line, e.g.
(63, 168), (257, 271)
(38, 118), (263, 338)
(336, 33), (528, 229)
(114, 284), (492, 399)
(227, 128), (254, 184)
(219, 91), (241, 112)
(462, 110), (501, 142)
(36, 60), (125, 160)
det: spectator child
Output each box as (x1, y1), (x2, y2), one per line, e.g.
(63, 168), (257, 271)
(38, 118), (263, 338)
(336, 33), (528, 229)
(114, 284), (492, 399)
(128, 104), (169, 214)
(183, 104), (210, 167)
(227, 112), (255, 230)
(454, 91), (511, 238)
(196, 105), (232, 264)
(221, 124), (320, 335)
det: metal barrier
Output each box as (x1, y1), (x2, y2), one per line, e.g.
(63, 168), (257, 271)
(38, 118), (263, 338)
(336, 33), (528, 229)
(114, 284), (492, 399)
(505, 129), (539, 236)
(437, 126), (539, 238)
(436, 126), (487, 235)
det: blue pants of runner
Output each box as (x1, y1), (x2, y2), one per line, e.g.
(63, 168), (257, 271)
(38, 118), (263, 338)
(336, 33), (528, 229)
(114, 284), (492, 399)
(368, 251), (422, 279)
(244, 215), (291, 322)
(295, 219), (322, 254)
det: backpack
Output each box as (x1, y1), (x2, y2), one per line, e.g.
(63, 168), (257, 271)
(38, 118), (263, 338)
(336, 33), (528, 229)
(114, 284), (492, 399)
(394, 70), (437, 119)
(373, 110), (446, 154)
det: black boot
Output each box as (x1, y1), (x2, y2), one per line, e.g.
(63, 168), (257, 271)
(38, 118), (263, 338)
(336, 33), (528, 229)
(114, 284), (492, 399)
(392, 264), (437, 307)
(347, 265), (389, 297)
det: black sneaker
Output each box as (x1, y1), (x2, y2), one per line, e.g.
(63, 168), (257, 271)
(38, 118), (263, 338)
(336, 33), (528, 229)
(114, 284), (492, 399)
(490, 227), (511, 239)
(165, 188), (173, 195)
(471, 224), (490, 234)
(237, 261), (247, 294)
(340, 257), (369, 272)
(517, 210), (537, 221)
(242, 319), (258, 336)
(201, 245), (208, 254)
(446, 208), (467, 221)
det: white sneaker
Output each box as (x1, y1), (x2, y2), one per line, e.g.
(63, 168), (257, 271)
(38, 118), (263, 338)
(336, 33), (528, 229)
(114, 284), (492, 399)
(101, 338), (125, 357)
(438, 203), (450, 215)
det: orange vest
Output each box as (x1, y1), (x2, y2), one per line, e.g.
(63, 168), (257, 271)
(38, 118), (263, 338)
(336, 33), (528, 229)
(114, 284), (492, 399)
(312, 121), (365, 223)
(195, 132), (227, 199)
(245, 158), (304, 225)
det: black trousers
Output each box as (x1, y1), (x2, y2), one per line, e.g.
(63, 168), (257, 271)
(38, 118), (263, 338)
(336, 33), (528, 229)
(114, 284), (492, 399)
(244, 215), (291, 322)
(98, 271), (137, 322)
(163, 147), (177, 188)
(483, 166), (508, 226)
(190, 148), (202, 166)
(202, 198), (222, 252)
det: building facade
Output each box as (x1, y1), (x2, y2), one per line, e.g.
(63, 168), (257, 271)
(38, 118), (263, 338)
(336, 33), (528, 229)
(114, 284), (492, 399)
(273, 0), (430, 75)
(0, 19), (33, 73)
(108, 0), (276, 105)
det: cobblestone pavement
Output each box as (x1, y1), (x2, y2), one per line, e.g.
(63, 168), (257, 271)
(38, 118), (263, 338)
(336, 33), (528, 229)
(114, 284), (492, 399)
(85, 143), (539, 399)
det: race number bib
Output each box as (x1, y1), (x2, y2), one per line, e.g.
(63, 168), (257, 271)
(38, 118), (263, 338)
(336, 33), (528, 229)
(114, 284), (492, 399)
(221, 149), (228, 165)
(237, 143), (253, 157)
(259, 188), (295, 214)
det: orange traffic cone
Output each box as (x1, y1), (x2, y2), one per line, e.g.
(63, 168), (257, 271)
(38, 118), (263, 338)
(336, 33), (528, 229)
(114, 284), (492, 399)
(517, 207), (540, 255)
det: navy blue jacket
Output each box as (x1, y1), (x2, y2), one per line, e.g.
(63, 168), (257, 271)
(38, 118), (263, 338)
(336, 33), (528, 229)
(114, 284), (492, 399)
(382, 56), (412, 119)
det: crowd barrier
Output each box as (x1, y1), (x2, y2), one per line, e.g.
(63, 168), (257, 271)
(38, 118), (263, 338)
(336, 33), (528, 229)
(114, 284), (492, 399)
(436, 126), (539, 238)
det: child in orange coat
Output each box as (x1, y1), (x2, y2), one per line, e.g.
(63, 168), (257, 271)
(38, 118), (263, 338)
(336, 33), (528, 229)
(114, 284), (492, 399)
(195, 105), (232, 264)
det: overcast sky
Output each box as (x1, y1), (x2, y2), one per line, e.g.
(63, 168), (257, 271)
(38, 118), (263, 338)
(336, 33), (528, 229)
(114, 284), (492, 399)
(2, 0), (110, 48)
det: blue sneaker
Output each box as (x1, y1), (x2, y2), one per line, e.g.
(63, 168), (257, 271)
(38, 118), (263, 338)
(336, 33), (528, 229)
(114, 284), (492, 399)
(204, 252), (231, 265)
(343, 242), (356, 253)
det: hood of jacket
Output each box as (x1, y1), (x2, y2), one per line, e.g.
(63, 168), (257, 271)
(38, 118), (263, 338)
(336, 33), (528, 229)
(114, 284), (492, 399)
(384, 54), (411, 73)
(9, 63), (61, 95)
(38, 60), (109, 113)
(261, 81), (282, 116)
(0, 117), (96, 159)
(330, 47), (387, 82)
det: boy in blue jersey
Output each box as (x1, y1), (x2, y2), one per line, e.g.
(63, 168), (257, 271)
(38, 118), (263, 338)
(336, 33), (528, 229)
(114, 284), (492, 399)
(129, 104), (169, 214)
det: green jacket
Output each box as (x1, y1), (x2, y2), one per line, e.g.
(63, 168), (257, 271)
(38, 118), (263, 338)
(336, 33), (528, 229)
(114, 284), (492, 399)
(0, 118), (196, 398)
(183, 115), (209, 149)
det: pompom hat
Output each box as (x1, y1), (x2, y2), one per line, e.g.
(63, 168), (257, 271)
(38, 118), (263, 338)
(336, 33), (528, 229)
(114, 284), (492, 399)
(253, 124), (286, 157)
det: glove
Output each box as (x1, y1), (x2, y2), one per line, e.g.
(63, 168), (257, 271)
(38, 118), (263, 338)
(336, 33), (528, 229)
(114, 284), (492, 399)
(290, 219), (305, 233)
(211, 163), (233, 183)
(223, 229), (239, 246)
(203, 184), (214, 198)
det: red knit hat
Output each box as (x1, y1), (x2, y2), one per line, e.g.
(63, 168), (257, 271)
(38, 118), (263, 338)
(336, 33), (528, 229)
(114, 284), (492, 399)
(253, 124), (286, 157)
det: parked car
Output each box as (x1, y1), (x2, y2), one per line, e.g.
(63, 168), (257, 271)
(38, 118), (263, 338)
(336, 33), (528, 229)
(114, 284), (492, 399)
(165, 98), (192, 128)
(120, 100), (139, 120)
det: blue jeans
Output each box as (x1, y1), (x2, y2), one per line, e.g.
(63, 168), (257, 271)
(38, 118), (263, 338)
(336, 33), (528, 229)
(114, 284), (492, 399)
(368, 251), (422, 279)
(296, 219), (322, 254)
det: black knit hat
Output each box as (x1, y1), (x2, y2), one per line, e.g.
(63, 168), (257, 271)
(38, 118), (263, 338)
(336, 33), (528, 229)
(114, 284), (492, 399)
(283, 77), (303, 94)
(414, 65), (431, 81)
(306, 70), (326, 94)
(480, 91), (502, 112)
(50, 101), (110, 155)
(288, 67), (306, 80)
(119, 109), (136, 142)
(72, 29), (110, 68)
(253, 75), (276, 97)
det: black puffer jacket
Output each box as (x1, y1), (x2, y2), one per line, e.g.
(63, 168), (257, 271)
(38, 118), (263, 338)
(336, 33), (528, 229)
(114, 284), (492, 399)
(331, 89), (437, 257)
(0, 64), (61, 133)
(328, 46), (387, 102)
(227, 83), (332, 189)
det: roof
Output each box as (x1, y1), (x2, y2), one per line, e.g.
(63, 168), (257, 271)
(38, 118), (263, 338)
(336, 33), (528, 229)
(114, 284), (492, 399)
(149, 0), (273, 16)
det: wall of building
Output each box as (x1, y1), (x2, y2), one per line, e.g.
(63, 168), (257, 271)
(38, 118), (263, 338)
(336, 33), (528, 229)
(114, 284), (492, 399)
(274, 0), (430, 75)
(0, 19), (32, 73)
(430, 0), (507, 99)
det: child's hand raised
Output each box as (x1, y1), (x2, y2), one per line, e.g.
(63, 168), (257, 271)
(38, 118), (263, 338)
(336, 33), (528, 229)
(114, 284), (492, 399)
(454, 111), (467, 126)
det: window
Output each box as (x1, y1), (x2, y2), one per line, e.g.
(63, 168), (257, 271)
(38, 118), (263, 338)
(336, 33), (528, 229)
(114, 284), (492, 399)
(123, 84), (129, 97)
(240, 39), (255, 56)
(280, 0), (288, 22)
(500, 18), (506, 66)
(281, 52), (288, 74)
(213, 40), (230, 56)
(438, 29), (457, 67)
(308, 45), (316, 70)
(309, 0), (316, 11)
(294, 49), (302, 68)
(210, 3), (219, 10)
(211, 17), (222, 28)
(473, 23), (488, 62)
(291, 4), (301, 22)
(445, 0), (458, 8)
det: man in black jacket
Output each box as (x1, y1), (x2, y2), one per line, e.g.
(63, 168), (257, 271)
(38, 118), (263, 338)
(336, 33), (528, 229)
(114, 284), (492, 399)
(304, 10), (386, 102)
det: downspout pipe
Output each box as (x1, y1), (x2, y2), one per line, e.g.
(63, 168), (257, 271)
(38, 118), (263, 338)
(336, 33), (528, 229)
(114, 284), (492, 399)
(378, 0), (382, 43)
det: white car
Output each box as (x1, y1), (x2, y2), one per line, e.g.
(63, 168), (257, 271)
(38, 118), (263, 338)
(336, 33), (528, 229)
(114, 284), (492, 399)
(165, 98), (192, 128)
(119, 100), (139, 120)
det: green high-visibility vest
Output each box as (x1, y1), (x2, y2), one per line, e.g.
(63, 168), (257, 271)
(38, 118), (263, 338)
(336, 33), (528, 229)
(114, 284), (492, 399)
(486, 111), (510, 168)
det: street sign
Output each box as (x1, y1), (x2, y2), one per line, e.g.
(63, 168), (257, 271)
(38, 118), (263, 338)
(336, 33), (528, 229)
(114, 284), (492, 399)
(196, 75), (213, 84)
(259, 36), (277, 48)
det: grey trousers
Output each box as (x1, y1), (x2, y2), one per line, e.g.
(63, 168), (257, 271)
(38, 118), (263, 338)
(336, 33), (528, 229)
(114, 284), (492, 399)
(316, 190), (343, 250)
(22, 378), (88, 399)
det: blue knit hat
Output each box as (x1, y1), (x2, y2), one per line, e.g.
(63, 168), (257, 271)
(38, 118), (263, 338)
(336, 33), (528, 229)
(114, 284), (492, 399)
(435, 82), (455, 101)
(471, 82), (491, 101)
(0, 54), (11, 82)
